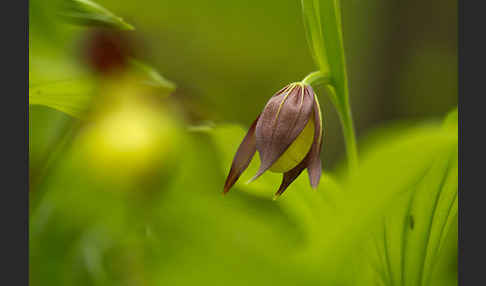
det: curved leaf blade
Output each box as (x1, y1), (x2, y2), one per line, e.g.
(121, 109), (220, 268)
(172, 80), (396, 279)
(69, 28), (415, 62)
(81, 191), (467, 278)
(60, 0), (134, 30)
(128, 59), (176, 94)
(29, 79), (96, 118)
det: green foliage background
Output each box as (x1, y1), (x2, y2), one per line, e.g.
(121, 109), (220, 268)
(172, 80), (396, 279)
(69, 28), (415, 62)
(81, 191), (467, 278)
(29, 0), (457, 285)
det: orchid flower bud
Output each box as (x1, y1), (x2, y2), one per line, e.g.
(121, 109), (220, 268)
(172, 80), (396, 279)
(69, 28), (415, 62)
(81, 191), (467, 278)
(224, 82), (323, 197)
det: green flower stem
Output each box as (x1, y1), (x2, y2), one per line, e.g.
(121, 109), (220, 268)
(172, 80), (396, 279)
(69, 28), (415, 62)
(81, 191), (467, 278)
(332, 88), (358, 170)
(302, 70), (331, 86)
(302, 71), (358, 170)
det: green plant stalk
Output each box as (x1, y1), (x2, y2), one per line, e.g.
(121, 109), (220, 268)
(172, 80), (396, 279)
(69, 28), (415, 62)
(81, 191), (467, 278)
(301, 0), (358, 170)
(302, 70), (330, 86)
(300, 0), (329, 73)
(327, 85), (358, 170)
(302, 71), (358, 170)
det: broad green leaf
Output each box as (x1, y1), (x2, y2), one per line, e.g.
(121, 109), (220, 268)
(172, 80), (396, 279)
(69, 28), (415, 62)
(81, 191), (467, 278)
(366, 146), (457, 286)
(29, 78), (96, 118)
(60, 0), (134, 30)
(355, 113), (458, 286)
(207, 122), (342, 237)
(30, 124), (322, 286)
(29, 58), (176, 118)
(298, 119), (455, 283)
(129, 59), (176, 94)
(207, 112), (457, 285)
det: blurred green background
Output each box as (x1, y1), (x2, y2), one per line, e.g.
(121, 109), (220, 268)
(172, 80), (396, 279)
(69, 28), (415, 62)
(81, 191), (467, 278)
(29, 0), (458, 285)
(94, 0), (457, 166)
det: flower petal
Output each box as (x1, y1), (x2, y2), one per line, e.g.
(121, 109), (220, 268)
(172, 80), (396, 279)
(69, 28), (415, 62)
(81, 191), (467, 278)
(223, 115), (260, 194)
(273, 84), (293, 97)
(306, 88), (323, 189)
(275, 88), (323, 196)
(274, 158), (308, 197)
(251, 84), (314, 181)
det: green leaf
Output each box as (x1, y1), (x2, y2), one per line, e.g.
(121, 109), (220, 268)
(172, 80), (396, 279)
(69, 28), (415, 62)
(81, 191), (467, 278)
(207, 122), (343, 237)
(318, 0), (348, 102)
(341, 114), (458, 286)
(29, 78), (96, 118)
(300, 0), (329, 73)
(367, 145), (457, 286)
(28, 61), (176, 118)
(300, 0), (350, 107)
(301, 0), (358, 170)
(443, 107), (458, 130)
(128, 59), (176, 94)
(295, 120), (455, 283)
(207, 113), (457, 285)
(60, 0), (134, 30)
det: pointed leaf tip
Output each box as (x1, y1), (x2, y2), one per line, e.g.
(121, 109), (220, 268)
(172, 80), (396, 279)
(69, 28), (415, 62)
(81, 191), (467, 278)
(61, 0), (135, 30)
(129, 59), (176, 93)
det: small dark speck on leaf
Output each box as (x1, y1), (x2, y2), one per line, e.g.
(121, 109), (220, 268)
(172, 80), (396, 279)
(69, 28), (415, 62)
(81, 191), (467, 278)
(409, 214), (414, 230)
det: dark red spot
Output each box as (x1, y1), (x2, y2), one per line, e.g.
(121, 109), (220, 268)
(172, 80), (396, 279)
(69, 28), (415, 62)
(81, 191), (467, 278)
(81, 29), (134, 74)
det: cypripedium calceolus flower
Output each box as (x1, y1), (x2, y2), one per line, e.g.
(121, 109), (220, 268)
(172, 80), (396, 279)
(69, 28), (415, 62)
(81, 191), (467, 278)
(224, 82), (323, 197)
